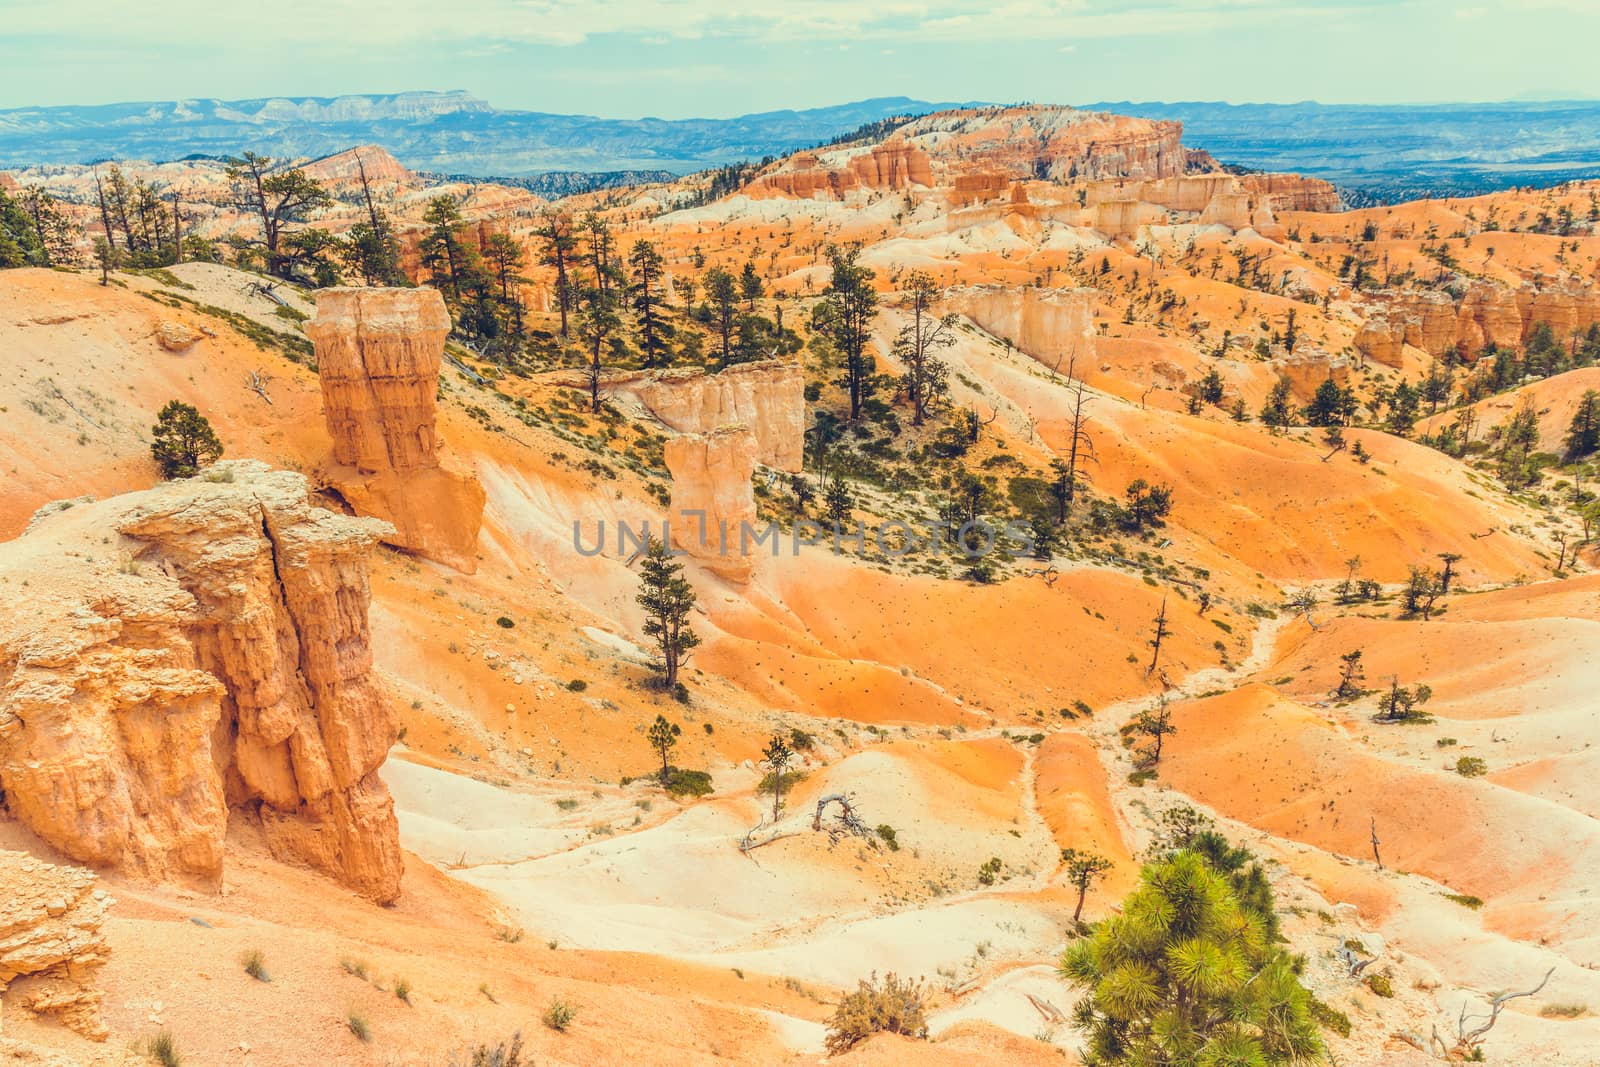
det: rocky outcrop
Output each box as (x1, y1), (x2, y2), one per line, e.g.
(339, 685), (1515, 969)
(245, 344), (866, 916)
(607, 360), (805, 471)
(1199, 191), (1252, 230)
(746, 141), (933, 200)
(154, 320), (202, 352)
(1356, 275), (1600, 364)
(308, 287), (485, 573)
(0, 853), (111, 1040)
(897, 108), (1188, 182)
(940, 285), (1097, 372)
(950, 173), (1012, 207)
(746, 107), (1189, 201)
(1354, 312), (1406, 367)
(1094, 199), (1144, 239)
(1237, 174), (1342, 213)
(663, 426), (758, 582)
(1279, 342), (1351, 400)
(0, 463), (404, 904)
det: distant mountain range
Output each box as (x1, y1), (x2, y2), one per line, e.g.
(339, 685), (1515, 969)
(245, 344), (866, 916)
(2, 91), (1596, 202)
(0, 91), (962, 177)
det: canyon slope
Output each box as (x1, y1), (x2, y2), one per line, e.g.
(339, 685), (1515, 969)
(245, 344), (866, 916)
(2, 103), (1599, 1065)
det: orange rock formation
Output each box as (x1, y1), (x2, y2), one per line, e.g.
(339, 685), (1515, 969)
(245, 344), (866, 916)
(608, 359), (806, 471)
(0, 463), (404, 904)
(0, 852), (110, 1040)
(940, 285), (1097, 371)
(308, 287), (486, 572)
(663, 425), (759, 581)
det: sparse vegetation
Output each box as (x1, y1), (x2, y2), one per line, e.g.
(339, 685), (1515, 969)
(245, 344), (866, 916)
(241, 948), (269, 982)
(347, 1011), (372, 1042)
(824, 972), (928, 1055)
(145, 1031), (182, 1067)
(542, 997), (576, 1032)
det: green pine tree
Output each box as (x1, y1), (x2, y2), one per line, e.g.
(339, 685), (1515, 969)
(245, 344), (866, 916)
(150, 400), (224, 479)
(1060, 852), (1323, 1066)
(637, 536), (701, 691)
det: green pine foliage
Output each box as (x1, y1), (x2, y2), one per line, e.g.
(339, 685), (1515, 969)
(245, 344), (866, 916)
(150, 400), (224, 479)
(1060, 851), (1323, 1066)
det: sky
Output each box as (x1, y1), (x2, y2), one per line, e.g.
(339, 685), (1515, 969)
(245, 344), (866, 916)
(1, 0), (1597, 117)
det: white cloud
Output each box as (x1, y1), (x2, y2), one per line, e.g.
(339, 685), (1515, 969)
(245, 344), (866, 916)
(3, 0), (1380, 49)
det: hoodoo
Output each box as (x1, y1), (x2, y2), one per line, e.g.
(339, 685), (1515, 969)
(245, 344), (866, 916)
(308, 286), (486, 572)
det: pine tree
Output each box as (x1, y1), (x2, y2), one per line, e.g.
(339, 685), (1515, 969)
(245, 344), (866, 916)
(704, 267), (738, 365)
(538, 212), (579, 338)
(646, 714), (681, 784)
(223, 152), (332, 278)
(1259, 377), (1294, 432)
(1060, 852), (1323, 1066)
(576, 281), (621, 414)
(740, 259), (764, 311)
(812, 247), (879, 419)
(1564, 389), (1600, 458)
(1061, 848), (1113, 924)
(762, 733), (794, 822)
(637, 536), (701, 691)
(150, 400), (223, 479)
(894, 271), (955, 426)
(1335, 649), (1366, 699)
(630, 239), (669, 367)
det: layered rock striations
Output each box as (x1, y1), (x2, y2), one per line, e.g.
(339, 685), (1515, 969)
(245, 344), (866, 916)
(308, 287), (485, 573)
(940, 285), (1097, 372)
(0, 853), (111, 1039)
(663, 426), (759, 582)
(1354, 275), (1600, 364)
(745, 142), (933, 199)
(608, 360), (805, 472)
(0, 463), (404, 904)
(1279, 341), (1351, 400)
(1236, 174), (1343, 213)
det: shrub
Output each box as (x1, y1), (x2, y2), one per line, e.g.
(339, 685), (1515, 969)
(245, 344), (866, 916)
(449, 1032), (525, 1067)
(1455, 756), (1488, 778)
(146, 1031), (182, 1067)
(495, 616), (515, 628)
(241, 948), (270, 982)
(977, 857), (1002, 886)
(340, 957), (369, 980)
(756, 768), (809, 794)
(1539, 1003), (1587, 1019)
(394, 976), (412, 1003)
(664, 768), (714, 797)
(567, 679), (587, 692)
(1443, 893), (1484, 910)
(1309, 996), (1352, 1038)
(554, 798), (579, 811)
(876, 824), (900, 851)
(1366, 973), (1395, 998)
(347, 1011), (372, 1042)
(825, 972), (928, 1055)
(542, 997), (575, 1032)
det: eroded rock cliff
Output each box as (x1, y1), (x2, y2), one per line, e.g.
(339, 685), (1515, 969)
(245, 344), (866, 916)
(0, 463), (404, 904)
(663, 426), (759, 582)
(940, 285), (1097, 371)
(1355, 274), (1600, 363)
(308, 287), (485, 573)
(0, 853), (111, 1040)
(607, 360), (805, 471)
